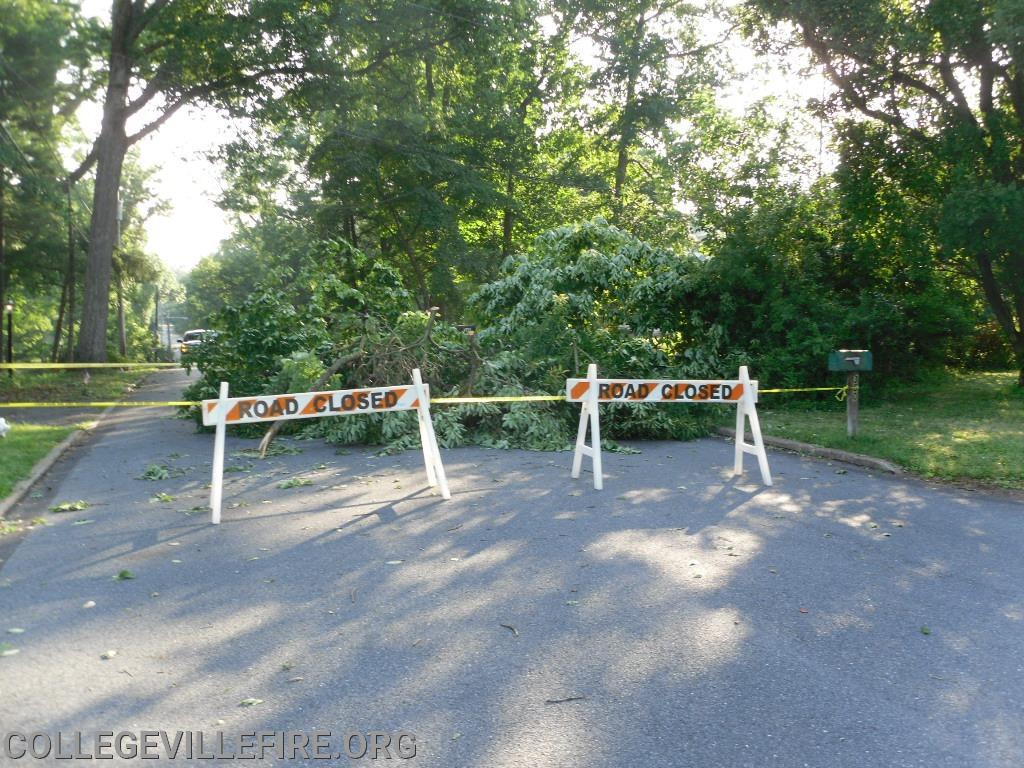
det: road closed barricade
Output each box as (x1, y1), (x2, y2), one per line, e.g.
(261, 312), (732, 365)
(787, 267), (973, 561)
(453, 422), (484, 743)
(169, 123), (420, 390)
(566, 364), (772, 489)
(201, 368), (449, 524)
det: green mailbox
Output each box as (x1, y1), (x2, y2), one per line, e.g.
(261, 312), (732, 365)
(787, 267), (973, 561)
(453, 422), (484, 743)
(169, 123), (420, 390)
(828, 349), (873, 373)
(829, 349), (872, 437)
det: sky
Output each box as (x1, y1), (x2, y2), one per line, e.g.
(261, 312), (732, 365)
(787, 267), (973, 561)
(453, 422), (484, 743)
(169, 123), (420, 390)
(76, 1), (828, 276)
(130, 107), (236, 276)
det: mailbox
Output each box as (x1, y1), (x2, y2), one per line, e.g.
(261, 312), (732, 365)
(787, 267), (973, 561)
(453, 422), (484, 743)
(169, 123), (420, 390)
(828, 349), (872, 372)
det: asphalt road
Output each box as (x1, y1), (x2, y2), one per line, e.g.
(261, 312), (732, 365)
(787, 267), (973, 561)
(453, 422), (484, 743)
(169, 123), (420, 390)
(0, 370), (1021, 767)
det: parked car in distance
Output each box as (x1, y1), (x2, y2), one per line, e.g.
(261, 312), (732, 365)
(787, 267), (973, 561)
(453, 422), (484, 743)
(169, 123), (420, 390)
(178, 329), (213, 355)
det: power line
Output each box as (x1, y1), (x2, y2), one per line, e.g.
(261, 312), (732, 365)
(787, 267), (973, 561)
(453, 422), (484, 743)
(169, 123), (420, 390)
(0, 120), (91, 246)
(0, 52), (95, 214)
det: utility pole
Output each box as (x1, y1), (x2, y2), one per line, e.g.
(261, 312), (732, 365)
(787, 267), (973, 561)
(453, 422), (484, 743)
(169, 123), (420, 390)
(66, 182), (76, 360)
(0, 163), (6, 362)
(153, 284), (160, 361)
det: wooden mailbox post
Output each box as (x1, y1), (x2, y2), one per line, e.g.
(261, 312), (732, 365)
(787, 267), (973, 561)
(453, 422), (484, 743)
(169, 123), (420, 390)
(828, 349), (873, 438)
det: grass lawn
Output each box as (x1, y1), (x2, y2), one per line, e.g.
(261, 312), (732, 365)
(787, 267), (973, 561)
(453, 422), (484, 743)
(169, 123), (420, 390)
(0, 367), (160, 404)
(0, 367), (159, 503)
(758, 371), (1024, 489)
(0, 423), (75, 498)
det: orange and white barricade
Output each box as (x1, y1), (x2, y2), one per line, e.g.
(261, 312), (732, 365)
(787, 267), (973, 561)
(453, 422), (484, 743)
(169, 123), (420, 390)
(201, 368), (449, 523)
(566, 364), (772, 489)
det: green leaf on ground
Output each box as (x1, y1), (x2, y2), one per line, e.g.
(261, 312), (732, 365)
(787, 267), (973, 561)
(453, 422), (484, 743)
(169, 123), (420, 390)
(277, 477), (313, 489)
(233, 442), (302, 458)
(50, 500), (91, 513)
(114, 570), (136, 581)
(151, 492), (176, 503)
(138, 464), (171, 481)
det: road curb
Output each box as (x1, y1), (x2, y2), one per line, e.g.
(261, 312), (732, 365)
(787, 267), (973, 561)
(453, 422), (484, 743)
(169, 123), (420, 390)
(715, 426), (903, 475)
(0, 407), (115, 520)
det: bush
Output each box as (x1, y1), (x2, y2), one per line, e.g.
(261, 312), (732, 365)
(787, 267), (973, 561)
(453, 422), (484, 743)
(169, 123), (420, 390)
(184, 223), (729, 451)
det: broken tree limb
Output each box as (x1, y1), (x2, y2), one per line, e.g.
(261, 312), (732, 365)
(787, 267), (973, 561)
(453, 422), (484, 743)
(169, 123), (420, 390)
(258, 347), (365, 458)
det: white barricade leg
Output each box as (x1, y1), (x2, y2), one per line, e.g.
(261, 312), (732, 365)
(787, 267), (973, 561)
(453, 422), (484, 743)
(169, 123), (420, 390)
(210, 381), (229, 524)
(589, 370), (603, 490)
(423, 412), (451, 499)
(733, 380), (746, 476)
(733, 366), (772, 486)
(571, 402), (589, 479)
(746, 392), (772, 486)
(416, 407), (438, 487)
(570, 363), (603, 490)
(413, 368), (451, 499)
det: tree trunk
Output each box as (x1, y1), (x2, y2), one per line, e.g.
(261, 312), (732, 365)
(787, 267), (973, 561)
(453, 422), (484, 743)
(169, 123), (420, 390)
(51, 275), (69, 362)
(76, 0), (132, 362)
(613, 136), (630, 202)
(613, 69), (638, 206)
(346, 214), (358, 248)
(613, 16), (644, 211)
(65, 229), (76, 361)
(55, 182), (74, 361)
(974, 251), (1024, 387)
(402, 240), (429, 309)
(424, 56), (435, 102)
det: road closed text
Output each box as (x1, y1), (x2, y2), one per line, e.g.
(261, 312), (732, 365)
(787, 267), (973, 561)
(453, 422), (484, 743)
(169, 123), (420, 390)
(568, 380), (745, 402)
(307, 390), (399, 414)
(232, 390), (401, 421)
(203, 385), (420, 426)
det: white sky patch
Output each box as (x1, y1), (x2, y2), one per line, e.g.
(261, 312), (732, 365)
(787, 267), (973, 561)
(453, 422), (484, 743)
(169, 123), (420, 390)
(135, 108), (235, 274)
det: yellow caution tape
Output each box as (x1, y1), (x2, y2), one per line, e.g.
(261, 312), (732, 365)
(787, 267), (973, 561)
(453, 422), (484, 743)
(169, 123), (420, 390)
(0, 362), (180, 369)
(0, 401), (198, 408)
(0, 386), (851, 409)
(433, 395), (563, 403)
(759, 385), (848, 401)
